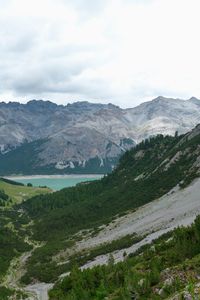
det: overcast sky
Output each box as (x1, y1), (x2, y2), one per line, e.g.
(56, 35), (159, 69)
(0, 0), (200, 107)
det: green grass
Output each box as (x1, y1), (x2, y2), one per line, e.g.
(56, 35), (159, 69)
(0, 178), (51, 205)
(0, 178), (52, 283)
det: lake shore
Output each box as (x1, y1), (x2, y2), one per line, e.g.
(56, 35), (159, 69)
(5, 174), (104, 180)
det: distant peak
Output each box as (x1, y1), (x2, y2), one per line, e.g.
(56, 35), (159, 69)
(27, 99), (57, 106)
(107, 103), (120, 109)
(67, 101), (96, 107)
(188, 96), (200, 102)
(25, 100), (59, 112)
(66, 101), (120, 111)
(153, 96), (168, 102)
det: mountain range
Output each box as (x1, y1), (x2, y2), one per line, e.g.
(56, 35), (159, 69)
(0, 96), (200, 174)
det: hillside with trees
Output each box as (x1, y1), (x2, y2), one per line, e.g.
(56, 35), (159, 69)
(1, 125), (200, 299)
(49, 216), (200, 299)
(19, 125), (200, 285)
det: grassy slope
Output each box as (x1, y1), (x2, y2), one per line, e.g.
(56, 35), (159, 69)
(0, 178), (51, 204)
(0, 177), (51, 296)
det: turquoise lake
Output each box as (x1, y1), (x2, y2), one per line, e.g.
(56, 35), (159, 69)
(13, 176), (102, 191)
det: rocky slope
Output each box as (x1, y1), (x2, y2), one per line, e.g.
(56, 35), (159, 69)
(0, 96), (200, 174)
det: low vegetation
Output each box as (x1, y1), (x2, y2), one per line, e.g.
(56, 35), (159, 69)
(49, 216), (200, 299)
(0, 210), (32, 280)
(0, 189), (9, 206)
(21, 233), (144, 284)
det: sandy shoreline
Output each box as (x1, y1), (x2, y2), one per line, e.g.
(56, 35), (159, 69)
(5, 174), (103, 180)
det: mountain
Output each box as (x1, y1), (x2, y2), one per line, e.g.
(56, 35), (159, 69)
(1, 124), (200, 299)
(18, 124), (200, 284)
(0, 96), (200, 174)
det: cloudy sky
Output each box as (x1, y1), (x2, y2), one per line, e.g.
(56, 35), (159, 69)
(0, 0), (200, 107)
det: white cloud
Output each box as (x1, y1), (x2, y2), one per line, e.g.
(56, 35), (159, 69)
(0, 0), (200, 107)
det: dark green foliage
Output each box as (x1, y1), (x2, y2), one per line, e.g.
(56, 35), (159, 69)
(0, 287), (27, 300)
(0, 287), (13, 300)
(0, 139), (50, 175)
(0, 177), (24, 186)
(49, 216), (200, 300)
(0, 189), (9, 206)
(0, 189), (9, 201)
(149, 257), (161, 285)
(0, 211), (32, 279)
(0, 190), (9, 201)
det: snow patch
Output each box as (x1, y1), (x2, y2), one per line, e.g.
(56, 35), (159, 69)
(69, 161), (75, 169)
(55, 161), (75, 169)
(55, 161), (69, 170)
(99, 158), (104, 167)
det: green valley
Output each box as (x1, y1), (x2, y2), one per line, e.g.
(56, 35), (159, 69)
(1, 125), (200, 299)
(0, 177), (51, 205)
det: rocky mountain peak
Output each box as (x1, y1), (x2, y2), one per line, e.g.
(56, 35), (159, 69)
(1, 96), (200, 174)
(26, 100), (59, 111)
(0, 101), (21, 108)
(65, 101), (120, 115)
(188, 97), (200, 105)
(153, 96), (168, 102)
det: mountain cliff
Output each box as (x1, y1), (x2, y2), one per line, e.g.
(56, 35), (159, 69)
(0, 96), (200, 174)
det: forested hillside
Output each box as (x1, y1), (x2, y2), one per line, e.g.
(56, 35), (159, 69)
(49, 216), (200, 299)
(1, 125), (200, 299)
(19, 125), (200, 284)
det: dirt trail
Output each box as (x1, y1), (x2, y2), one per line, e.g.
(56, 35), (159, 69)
(2, 237), (37, 299)
(25, 283), (53, 300)
(2, 236), (51, 300)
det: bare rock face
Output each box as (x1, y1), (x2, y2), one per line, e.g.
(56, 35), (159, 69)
(0, 96), (200, 173)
